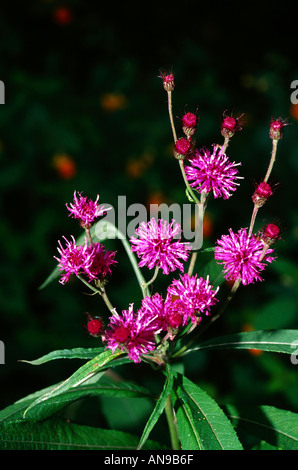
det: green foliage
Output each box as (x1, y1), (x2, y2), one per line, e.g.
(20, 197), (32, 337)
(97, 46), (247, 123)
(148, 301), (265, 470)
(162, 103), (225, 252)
(1, 329), (298, 450)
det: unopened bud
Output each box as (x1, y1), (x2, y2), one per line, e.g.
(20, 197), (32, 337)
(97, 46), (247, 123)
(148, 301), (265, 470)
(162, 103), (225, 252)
(261, 223), (281, 246)
(221, 112), (244, 138)
(86, 315), (103, 337)
(252, 181), (273, 207)
(174, 137), (191, 160)
(159, 70), (175, 92)
(269, 118), (287, 140)
(182, 112), (198, 136)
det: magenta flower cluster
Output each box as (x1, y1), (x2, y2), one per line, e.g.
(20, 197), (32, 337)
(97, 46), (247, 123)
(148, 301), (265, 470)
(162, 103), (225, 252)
(55, 192), (117, 285)
(103, 273), (219, 362)
(54, 73), (283, 366)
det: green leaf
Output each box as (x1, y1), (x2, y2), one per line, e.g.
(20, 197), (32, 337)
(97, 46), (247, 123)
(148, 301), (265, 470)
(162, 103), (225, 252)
(226, 404), (298, 450)
(20, 347), (105, 365)
(23, 349), (124, 420)
(174, 374), (243, 450)
(137, 363), (174, 450)
(185, 329), (298, 356)
(0, 375), (153, 424)
(0, 418), (165, 450)
(19, 378), (153, 422)
(0, 383), (63, 423)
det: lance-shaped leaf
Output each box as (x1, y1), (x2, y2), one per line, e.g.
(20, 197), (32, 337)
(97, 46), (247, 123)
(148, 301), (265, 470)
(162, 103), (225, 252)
(0, 418), (166, 450)
(174, 374), (243, 450)
(23, 349), (124, 420)
(226, 404), (298, 450)
(137, 363), (174, 450)
(185, 329), (298, 357)
(20, 347), (105, 365)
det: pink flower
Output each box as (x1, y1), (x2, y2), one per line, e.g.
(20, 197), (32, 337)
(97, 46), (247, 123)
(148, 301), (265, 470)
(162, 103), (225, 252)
(168, 274), (219, 323)
(214, 228), (276, 285)
(54, 236), (96, 284)
(184, 146), (242, 199)
(130, 218), (191, 275)
(66, 191), (110, 227)
(85, 242), (117, 282)
(139, 293), (186, 336)
(55, 237), (117, 284)
(103, 304), (161, 363)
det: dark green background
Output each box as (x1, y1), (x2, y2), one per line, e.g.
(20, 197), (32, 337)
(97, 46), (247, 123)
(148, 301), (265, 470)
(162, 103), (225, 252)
(0, 0), (298, 444)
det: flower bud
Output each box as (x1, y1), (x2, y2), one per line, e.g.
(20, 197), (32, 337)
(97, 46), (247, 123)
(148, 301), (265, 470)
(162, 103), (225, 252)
(174, 137), (191, 160)
(159, 70), (175, 92)
(221, 112), (244, 138)
(86, 315), (103, 337)
(269, 118), (287, 140)
(182, 112), (198, 136)
(252, 181), (273, 207)
(260, 223), (281, 246)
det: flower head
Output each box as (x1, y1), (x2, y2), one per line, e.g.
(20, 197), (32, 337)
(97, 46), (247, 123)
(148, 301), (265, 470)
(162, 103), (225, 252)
(185, 146), (242, 199)
(168, 274), (219, 323)
(214, 228), (276, 285)
(130, 218), (191, 275)
(66, 191), (110, 227)
(139, 293), (186, 338)
(103, 304), (161, 363)
(85, 242), (117, 282)
(54, 236), (96, 284)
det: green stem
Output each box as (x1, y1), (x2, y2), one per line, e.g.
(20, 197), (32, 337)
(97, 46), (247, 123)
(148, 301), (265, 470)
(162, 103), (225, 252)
(264, 139), (278, 183)
(141, 265), (159, 298)
(165, 394), (180, 450)
(167, 91), (177, 143)
(77, 275), (115, 314)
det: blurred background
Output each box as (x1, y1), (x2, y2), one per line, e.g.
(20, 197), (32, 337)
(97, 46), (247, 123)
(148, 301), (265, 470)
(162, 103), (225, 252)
(0, 0), (298, 445)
